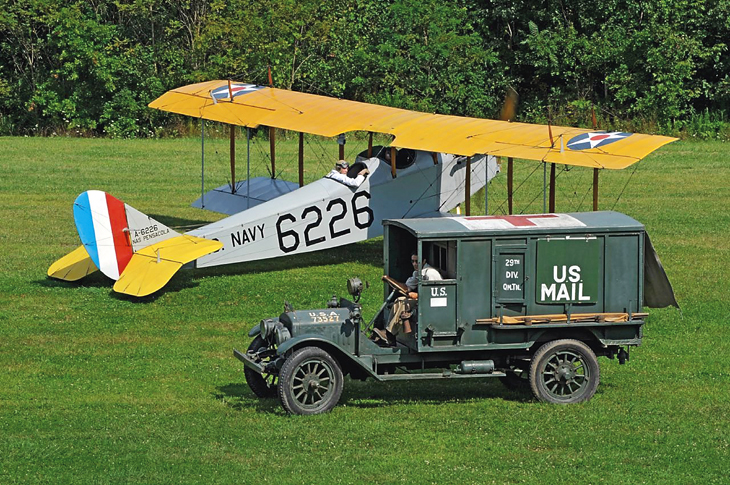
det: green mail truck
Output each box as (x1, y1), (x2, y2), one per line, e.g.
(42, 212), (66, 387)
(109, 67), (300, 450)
(235, 211), (677, 414)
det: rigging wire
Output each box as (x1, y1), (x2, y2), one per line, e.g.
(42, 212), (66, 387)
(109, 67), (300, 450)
(491, 160), (543, 214)
(611, 160), (642, 210)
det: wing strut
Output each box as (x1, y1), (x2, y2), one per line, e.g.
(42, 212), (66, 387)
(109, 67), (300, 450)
(507, 157), (514, 214)
(592, 106), (600, 211)
(549, 162), (556, 213)
(201, 119), (205, 208)
(390, 147), (397, 178)
(269, 127), (276, 178)
(230, 124), (236, 193)
(338, 133), (345, 160)
(246, 127), (251, 209)
(465, 156), (472, 215)
(298, 131), (304, 187)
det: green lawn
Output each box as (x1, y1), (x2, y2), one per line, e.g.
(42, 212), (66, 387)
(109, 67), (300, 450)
(1, 136), (728, 483)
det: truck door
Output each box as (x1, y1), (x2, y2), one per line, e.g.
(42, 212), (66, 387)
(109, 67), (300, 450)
(419, 280), (458, 349)
(494, 247), (528, 317)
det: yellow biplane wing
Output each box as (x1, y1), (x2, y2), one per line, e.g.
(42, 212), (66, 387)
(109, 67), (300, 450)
(149, 80), (677, 169)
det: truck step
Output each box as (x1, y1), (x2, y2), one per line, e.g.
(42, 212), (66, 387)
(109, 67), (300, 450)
(377, 371), (506, 381)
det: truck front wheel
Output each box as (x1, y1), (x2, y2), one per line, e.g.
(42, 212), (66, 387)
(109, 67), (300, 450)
(278, 347), (344, 415)
(529, 339), (600, 404)
(244, 336), (278, 398)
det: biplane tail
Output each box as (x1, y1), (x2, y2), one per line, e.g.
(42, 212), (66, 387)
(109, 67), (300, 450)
(48, 190), (222, 297)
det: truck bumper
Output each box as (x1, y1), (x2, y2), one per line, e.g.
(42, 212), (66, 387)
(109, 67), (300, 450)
(233, 348), (265, 374)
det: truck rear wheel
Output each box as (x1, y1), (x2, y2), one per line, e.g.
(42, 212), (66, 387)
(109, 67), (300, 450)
(278, 347), (343, 415)
(529, 339), (599, 404)
(244, 336), (278, 398)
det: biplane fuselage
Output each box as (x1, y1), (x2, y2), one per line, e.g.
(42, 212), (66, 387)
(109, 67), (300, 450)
(189, 149), (497, 268)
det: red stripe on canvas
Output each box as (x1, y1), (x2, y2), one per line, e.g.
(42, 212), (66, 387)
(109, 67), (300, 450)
(105, 193), (134, 275)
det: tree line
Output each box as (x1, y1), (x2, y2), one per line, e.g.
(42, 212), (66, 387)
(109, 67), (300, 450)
(2, 0), (729, 138)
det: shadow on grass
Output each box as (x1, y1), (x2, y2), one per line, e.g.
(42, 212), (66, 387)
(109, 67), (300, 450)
(214, 377), (534, 415)
(38, 271), (111, 289)
(340, 378), (535, 407)
(214, 383), (283, 414)
(35, 270), (201, 303)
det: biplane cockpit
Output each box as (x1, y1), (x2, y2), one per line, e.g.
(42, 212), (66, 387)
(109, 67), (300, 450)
(357, 146), (417, 170)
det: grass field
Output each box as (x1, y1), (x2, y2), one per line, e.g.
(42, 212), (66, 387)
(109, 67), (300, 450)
(1, 136), (728, 483)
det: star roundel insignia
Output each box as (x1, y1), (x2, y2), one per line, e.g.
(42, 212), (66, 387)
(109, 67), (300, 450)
(210, 83), (264, 101)
(566, 131), (632, 151)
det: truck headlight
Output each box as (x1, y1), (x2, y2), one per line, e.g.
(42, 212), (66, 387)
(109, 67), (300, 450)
(260, 318), (277, 339)
(274, 325), (291, 346)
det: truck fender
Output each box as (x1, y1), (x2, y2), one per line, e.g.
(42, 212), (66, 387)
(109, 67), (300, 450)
(277, 334), (377, 379)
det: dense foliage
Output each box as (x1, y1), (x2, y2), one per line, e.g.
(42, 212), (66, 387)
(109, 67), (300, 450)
(2, 0), (729, 138)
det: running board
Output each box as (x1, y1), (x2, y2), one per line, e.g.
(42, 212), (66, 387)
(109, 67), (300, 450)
(377, 371), (506, 381)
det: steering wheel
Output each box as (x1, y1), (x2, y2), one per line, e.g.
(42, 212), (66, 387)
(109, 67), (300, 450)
(381, 275), (410, 296)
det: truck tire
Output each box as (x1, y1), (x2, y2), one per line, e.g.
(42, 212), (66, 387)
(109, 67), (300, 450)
(244, 336), (278, 398)
(529, 339), (600, 404)
(278, 347), (344, 415)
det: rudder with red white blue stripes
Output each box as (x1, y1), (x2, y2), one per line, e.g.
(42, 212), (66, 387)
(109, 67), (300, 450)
(73, 191), (134, 280)
(73, 190), (178, 281)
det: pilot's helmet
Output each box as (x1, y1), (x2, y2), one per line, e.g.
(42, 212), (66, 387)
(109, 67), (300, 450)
(336, 160), (349, 170)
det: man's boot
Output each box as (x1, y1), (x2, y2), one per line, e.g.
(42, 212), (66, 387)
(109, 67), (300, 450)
(400, 311), (412, 334)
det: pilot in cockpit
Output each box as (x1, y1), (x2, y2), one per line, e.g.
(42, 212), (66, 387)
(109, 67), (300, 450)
(325, 160), (369, 187)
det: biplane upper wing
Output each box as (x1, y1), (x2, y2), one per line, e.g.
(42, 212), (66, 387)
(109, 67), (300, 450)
(149, 80), (677, 170)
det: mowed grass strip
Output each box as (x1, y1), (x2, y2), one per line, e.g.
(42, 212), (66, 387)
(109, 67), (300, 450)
(0, 136), (728, 483)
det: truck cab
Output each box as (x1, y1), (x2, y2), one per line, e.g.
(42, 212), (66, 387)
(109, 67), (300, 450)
(235, 212), (677, 414)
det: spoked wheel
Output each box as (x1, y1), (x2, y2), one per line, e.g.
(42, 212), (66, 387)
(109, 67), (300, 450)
(530, 339), (600, 404)
(244, 336), (278, 398)
(278, 347), (343, 415)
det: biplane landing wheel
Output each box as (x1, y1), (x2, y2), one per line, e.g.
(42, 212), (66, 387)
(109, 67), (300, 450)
(278, 347), (343, 415)
(529, 339), (600, 404)
(244, 336), (278, 398)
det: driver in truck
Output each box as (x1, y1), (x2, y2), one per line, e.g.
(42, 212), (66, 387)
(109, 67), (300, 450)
(373, 253), (442, 346)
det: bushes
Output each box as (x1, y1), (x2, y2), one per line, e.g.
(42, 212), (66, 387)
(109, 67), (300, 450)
(1, 0), (729, 138)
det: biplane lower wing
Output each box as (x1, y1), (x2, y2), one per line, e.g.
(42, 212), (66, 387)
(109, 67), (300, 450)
(191, 176), (299, 215)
